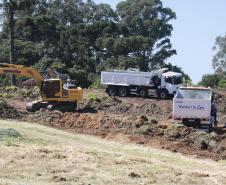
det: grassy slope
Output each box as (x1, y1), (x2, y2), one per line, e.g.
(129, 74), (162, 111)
(0, 120), (225, 185)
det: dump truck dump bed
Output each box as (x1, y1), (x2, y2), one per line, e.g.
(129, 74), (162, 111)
(173, 87), (212, 124)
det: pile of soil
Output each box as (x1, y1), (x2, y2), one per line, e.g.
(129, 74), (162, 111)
(164, 124), (221, 149)
(79, 96), (171, 119)
(214, 92), (226, 128)
(0, 99), (22, 119)
(79, 96), (132, 114)
(26, 109), (63, 125)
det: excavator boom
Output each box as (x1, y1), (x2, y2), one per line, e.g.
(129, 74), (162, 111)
(0, 63), (44, 88)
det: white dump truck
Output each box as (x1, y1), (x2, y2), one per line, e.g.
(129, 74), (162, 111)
(101, 68), (183, 99)
(173, 87), (216, 130)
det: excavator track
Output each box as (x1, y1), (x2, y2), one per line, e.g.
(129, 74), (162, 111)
(26, 101), (48, 112)
(26, 101), (77, 112)
(47, 102), (77, 112)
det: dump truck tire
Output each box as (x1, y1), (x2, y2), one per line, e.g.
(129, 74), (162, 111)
(108, 86), (117, 96)
(118, 87), (129, 97)
(158, 90), (169, 99)
(139, 89), (147, 98)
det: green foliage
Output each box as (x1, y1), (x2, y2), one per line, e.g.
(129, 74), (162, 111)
(86, 92), (100, 101)
(218, 78), (226, 90)
(135, 125), (152, 135)
(198, 73), (226, 90)
(18, 86), (40, 99)
(0, 128), (22, 146)
(0, 0), (186, 87)
(90, 75), (103, 89)
(198, 74), (224, 88)
(183, 77), (192, 87)
(0, 86), (40, 99)
(68, 68), (93, 87)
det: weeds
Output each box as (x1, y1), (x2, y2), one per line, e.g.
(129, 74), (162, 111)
(86, 92), (101, 102)
(0, 128), (22, 147)
(0, 86), (40, 100)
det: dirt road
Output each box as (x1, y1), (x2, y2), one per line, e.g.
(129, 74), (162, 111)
(0, 120), (226, 185)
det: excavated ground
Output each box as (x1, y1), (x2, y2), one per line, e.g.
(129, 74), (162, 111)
(1, 90), (226, 161)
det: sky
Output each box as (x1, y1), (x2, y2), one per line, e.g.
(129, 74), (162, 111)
(94, 0), (226, 83)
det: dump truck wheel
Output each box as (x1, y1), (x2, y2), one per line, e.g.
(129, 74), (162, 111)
(139, 89), (147, 98)
(118, 87), (128, 97)
(108, 86), (117, 96)
(158, 90), (168, 99)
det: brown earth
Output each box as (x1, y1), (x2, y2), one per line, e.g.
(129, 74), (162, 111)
(1, 90), (226, 161)
(0, 99), (22, 119)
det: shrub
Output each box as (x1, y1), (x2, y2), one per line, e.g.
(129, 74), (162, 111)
(86, 92), (100, 102)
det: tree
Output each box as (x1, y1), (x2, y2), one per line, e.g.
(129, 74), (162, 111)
(212, 34), (226, 72)
(0, 0), (186, 87)
(198, 74), (223, 88)
(0, 0), (37, 84)
(0, 0), (37, 64)
(116, 0), (176, 71)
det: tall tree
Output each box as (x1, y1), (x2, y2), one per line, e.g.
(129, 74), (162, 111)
(212, 34), (226, 73)
(116, 0), (176, 71)
(0, 0), (37, 84)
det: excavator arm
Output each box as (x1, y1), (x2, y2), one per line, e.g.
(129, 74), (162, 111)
(0, 63), (44, 88)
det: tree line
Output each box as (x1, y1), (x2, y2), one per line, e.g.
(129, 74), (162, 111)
(0, 0), (189, 87)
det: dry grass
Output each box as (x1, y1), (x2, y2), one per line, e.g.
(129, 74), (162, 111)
(0, 119), (225, 185)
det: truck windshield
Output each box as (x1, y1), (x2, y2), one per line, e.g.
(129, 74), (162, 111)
(173, 76), (183, 85)
(176, 89), (212, 100)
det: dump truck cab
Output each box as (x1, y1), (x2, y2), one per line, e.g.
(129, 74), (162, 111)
(161, 72), (183, 96)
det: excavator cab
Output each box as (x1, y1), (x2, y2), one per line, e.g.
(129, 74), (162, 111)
(41, 79), (62, 99)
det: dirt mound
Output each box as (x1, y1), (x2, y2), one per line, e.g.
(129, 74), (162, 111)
(164, 124), (221, 150)
(26, 109), (160, 135)
(26, 109), (63, 126)
(79, 96), (133, 114)
(79, 96), (171, 120)
(0, 99), (22, 119)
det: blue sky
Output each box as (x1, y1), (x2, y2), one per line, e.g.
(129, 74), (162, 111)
(94, 0), (226, 83)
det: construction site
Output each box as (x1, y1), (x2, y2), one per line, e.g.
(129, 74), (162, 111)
(0, 85), (225, 184)
(0, 35), (226, 185)
(0, 0), (226, 184)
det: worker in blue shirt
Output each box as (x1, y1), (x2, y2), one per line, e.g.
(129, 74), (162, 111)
(211, 97), (217, 127)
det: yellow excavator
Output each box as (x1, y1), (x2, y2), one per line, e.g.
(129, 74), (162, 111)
(0, 63), (83, 112)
